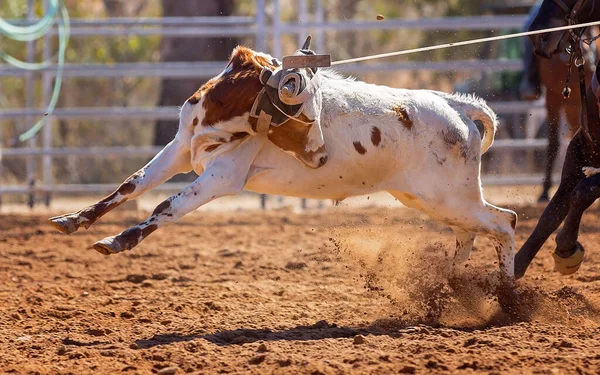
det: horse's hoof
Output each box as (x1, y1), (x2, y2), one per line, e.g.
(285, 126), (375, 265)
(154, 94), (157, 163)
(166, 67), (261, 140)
(552, 242), (584, 275)
(48, 214), (81, 234)
(93, 236), (123, 255)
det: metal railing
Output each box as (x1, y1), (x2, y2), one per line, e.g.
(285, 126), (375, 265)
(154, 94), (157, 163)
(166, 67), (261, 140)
(0, 0), (551, 204)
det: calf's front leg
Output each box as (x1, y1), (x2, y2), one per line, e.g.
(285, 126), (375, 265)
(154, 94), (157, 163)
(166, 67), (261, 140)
(93, 135), (266, 255)
(48, 138), (192, 234)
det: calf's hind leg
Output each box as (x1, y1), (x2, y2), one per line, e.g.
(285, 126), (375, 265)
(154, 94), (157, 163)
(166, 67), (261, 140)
(49, 139), (192, 234)
(442, 202), (517, 279)
(390, 190), (516, 278)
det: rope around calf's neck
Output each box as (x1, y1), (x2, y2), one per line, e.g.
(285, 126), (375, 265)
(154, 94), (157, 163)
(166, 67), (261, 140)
(330, 20), (600, 66)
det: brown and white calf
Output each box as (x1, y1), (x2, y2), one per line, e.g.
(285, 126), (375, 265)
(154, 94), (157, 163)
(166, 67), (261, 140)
(49, 46), (517, 279)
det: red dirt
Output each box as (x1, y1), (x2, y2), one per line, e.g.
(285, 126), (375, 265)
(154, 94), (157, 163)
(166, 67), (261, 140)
(2, 205), (600, 374)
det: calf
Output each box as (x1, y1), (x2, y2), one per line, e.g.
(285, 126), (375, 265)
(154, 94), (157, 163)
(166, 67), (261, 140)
(49, 46), (517, 279)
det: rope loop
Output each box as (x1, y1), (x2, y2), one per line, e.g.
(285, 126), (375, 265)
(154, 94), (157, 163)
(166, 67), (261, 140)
(0, 0), (70, 143)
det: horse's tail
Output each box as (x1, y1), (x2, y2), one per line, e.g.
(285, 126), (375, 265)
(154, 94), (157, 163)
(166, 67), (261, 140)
(438, 92), (498, 154)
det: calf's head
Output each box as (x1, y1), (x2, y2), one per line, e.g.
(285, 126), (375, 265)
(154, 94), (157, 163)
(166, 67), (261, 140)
(181, 46), (328, 169)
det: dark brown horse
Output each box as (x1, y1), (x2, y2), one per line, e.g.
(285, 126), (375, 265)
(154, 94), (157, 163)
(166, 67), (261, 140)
(538, 48), (594, 202)
(515, 0), (600, 278)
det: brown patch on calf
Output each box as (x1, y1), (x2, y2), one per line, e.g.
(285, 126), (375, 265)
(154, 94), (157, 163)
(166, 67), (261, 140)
(75, 170), (144, 227)
(353, 141), (367, 155)
(192, 117), (199, 126)
(193, 46), (276, 127)
(267, 114), (324, 165)
(187, 94), (200, 105)
(152, 200), (171, 216)
(78, 191), (123, 224)
(393, 105), (413, 129)
(371, 127), (381, 146)
(141, 224), (158, 238)
(115, 227), (143, 251)
(117, 181), (136, 195)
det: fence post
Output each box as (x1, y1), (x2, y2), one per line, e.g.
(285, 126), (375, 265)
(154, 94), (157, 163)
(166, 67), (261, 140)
(260, 194), (267, 210)
(25, 0), (37, 209)
(42, 0), (53, 207)
(255, 0), (266, 51)
(0, 80), (3, 207)
(273, 0), (282, 58)
(314, 0), (324, 53)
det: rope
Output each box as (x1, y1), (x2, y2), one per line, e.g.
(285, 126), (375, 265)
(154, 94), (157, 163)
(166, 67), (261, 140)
(331, 20), (600, 66)
(0, 0), (70, 143)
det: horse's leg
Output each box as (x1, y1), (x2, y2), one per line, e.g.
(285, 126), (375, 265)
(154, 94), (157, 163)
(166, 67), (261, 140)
(551, 174), (600, 274)
(515, 132), (587, 278)
(539, 94), (562, 202)
(49, 139), (192, 234)
(564, 98), (581, 137)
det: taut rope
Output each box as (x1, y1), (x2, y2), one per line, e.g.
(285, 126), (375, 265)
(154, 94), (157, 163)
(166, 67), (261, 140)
(330, 20), (600, 66)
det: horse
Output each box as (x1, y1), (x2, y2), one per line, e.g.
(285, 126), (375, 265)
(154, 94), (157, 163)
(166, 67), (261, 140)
(537, 46), (595, 202)
(515, 0), (600, 278)
(47, 42), (518, 281)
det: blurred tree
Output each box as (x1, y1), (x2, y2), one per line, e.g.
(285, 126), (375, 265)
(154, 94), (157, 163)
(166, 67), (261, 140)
(154, 0), (238, 146)
(103, 0), (150, 16)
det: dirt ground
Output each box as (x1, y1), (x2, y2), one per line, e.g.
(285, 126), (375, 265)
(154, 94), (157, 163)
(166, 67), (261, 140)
(2, 198), (600, 374)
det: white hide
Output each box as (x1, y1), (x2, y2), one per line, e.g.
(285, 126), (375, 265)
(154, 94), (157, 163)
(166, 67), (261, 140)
(180, 71), (494, 201)
(178, 68), (515, 278)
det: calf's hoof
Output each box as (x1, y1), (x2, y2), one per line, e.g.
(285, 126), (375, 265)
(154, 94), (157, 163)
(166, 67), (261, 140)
(514, 250), (530, 280)
(93, 236), (125, 255)
(552, 242), (584, 276)
(48, 214), (82, 234)
(495, 276), (523, 317)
